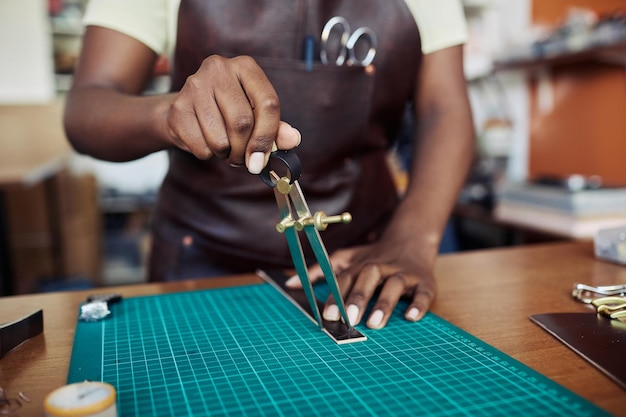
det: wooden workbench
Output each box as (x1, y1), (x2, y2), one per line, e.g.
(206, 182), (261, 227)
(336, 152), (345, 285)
(0, 241), (624, 415)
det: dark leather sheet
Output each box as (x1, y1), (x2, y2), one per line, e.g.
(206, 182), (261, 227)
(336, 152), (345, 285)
(531, 312), (626, 390)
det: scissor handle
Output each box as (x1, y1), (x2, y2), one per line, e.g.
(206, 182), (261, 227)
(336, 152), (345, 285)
(320, 16), (377, 67)
(320, 16), (351, 66)
(346, 26), (377, 67)
(259, 149), (302, 188)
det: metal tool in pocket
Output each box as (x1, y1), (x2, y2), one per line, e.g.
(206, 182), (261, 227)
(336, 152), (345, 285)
(320, 16), (377, 67)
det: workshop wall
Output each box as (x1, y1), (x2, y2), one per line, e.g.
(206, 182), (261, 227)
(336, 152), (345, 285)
(528, 0), (626, 185)
(0, 0), (56, 103)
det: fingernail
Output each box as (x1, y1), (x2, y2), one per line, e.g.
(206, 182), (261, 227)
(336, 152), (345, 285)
(293, 127), (302, 146)
(285, 275), (300, 288)
(347, 304), (359, 325)
(367, 310), (384, 328)
(248, 152), (265, 174)
(407, 307), (420, 321)
(323, 304), (340, 321)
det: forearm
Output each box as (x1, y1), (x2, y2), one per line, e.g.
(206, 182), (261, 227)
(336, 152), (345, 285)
(64, 86), (174, 162)
(379, 44), (475, 265)
(385, 99), (475, 263)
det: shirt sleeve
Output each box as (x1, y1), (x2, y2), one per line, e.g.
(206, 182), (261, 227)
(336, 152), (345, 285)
(405, 0), (469, 54)
(82, 0), (170, 55)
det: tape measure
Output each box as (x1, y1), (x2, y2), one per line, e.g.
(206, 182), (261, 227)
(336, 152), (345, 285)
(44, 381), (117, 417)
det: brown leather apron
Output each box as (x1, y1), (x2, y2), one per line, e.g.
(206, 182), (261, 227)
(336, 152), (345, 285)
(148, 0), (422, 281)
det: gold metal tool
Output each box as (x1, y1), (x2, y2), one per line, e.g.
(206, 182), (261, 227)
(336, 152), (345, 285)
(591, 296), (626, 321)
(572, 283), (626, 321)
(259, 149), (365, 343)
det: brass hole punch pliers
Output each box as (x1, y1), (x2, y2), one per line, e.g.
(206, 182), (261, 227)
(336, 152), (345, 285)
(592, 296), (626, 321)
(572, 283), (626, 321)
(260, 149), (365, 343)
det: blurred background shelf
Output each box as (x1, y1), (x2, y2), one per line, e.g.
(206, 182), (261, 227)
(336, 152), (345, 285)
(494, 40), (626, 71)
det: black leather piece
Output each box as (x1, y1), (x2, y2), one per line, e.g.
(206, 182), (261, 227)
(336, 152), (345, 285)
(531, 312), (626, 391)
(0, 309), (43, 358)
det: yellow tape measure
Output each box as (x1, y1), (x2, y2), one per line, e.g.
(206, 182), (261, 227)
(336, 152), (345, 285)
(44, 381), (117, 417)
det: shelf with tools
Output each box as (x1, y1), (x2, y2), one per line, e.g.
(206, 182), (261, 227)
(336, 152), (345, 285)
(493, 40), (626, 72)
(455, 2), (626, 249)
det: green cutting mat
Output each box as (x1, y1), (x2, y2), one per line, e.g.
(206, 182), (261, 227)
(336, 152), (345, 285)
(68, 283), (609, 416)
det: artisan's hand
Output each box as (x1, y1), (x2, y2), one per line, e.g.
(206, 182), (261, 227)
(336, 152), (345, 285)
(65, 27), (302, 163)
(285, 240), (436, 329)
(166, 55), (301, 174)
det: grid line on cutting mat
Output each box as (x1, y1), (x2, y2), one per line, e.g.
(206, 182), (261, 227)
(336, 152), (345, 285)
(69, 283), (609, 417)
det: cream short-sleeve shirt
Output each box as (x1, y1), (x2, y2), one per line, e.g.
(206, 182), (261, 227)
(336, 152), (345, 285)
(83, 0), (467, 59)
